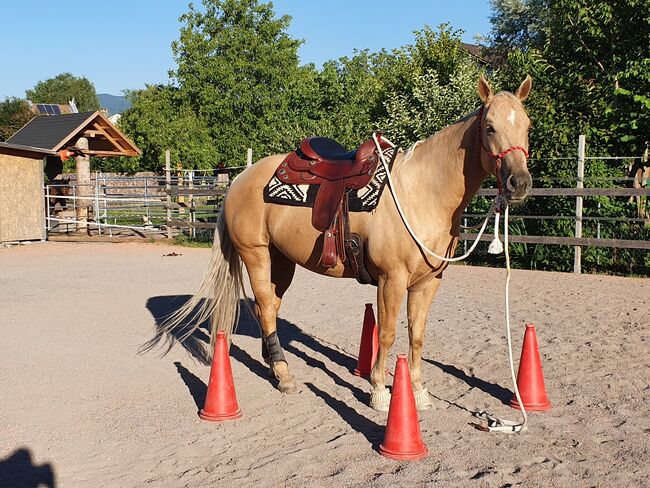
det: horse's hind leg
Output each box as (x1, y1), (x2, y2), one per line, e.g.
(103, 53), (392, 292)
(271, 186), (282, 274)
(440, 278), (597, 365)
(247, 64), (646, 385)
(407, 276), (442, 411)
(240, 244), (297, 393)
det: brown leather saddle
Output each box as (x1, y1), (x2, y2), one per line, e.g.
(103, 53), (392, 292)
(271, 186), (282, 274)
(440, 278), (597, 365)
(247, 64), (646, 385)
(275, 135), (391, 284)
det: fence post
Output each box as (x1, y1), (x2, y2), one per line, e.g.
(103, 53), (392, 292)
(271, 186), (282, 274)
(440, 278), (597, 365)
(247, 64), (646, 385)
(189, 170), (195, 239)
(75, 137), (91, 232)
(94, 171), (101, 237)
(165, 149), (172, 239)
(574, 134), (586, 274)
(247, 148), (253, 167)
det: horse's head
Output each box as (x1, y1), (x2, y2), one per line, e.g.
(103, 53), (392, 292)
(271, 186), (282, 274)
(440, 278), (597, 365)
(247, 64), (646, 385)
(477, 76), (533, 204)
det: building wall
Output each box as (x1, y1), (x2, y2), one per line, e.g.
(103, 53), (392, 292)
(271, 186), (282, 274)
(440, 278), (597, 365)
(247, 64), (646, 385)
(0, 155), (45, 242)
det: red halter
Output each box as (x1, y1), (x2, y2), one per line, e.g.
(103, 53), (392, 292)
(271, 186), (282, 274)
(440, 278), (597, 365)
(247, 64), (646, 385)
(477, 105), (529, 195)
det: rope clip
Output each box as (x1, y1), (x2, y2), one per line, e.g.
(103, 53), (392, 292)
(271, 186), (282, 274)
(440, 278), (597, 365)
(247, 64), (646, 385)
(471, 411), (526, 434)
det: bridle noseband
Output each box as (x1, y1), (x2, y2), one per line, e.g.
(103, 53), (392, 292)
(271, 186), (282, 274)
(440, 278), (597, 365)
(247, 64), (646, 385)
(477, 105), (529, 195)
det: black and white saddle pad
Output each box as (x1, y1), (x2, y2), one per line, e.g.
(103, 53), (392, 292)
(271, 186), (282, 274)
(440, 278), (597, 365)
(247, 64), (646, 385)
(264, 146), (397, 212)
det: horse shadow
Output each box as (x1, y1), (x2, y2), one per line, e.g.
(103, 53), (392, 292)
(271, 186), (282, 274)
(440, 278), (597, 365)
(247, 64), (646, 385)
(143, 295), (360, 415)
(143, 295), (510, 432)
(143, 295), (212, 365)
(144, 296), (357, 372)
(0, 448), (56, 488)
(424, 358), (512, 405)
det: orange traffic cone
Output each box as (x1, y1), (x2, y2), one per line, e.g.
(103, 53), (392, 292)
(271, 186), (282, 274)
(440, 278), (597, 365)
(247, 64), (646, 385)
(510, 324), (551, 411)
(199, 329), (243, 421)
(353, 304), (379, 377)
(379, 355), (428, 460)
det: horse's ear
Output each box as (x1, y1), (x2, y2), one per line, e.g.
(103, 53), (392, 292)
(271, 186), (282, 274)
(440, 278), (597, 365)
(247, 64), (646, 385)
(478, 75), (492, 103)
(515, 75), (532, 101)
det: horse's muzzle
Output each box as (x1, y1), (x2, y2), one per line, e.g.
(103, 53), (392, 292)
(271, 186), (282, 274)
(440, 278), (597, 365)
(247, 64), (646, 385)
(505, 172), (532, 203)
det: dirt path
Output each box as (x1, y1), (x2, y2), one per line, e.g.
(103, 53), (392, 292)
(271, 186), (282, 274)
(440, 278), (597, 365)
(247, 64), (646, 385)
(1, 242), (648, 487)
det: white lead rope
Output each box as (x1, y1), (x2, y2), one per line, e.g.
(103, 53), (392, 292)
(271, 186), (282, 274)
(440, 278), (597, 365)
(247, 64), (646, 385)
(474, 203), (528, 434)
(373, 134), (496, 263)
(372, 133), (528, 434)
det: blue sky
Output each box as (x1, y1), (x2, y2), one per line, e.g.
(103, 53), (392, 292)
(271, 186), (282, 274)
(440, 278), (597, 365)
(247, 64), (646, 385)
(0, 1), (493, 99)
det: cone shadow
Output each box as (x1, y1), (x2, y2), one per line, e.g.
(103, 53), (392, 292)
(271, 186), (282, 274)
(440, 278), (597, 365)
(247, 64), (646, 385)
(174, 361), (207, 411)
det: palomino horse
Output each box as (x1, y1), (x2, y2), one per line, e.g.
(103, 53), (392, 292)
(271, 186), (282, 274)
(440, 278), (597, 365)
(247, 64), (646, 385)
(168, 76), (533, 411)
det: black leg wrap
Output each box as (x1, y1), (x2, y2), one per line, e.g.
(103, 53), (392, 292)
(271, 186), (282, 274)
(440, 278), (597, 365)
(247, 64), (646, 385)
(262, 331), (286, 364)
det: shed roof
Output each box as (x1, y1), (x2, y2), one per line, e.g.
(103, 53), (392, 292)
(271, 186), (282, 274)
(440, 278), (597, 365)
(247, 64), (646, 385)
(6, 111), (140, 157)
(0, 142), (57, 159)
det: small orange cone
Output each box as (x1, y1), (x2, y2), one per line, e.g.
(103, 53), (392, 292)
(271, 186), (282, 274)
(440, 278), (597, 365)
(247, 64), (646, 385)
(379, 355), (428, 460)
(510, 324), (551, 411)
(353, 304), (379, 377)
(199, 329), (243, 421)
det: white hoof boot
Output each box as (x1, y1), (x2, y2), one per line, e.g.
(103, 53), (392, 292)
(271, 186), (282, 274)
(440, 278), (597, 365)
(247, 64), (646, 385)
(370, 388), (391, 412)
(414, 387), (433, 411)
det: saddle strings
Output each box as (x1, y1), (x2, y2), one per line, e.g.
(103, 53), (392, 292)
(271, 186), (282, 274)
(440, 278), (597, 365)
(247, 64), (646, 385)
(372, 133), (528, 434)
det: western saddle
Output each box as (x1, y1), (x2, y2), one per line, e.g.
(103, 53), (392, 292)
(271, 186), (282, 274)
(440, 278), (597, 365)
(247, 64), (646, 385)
(276, 135), (391, 284)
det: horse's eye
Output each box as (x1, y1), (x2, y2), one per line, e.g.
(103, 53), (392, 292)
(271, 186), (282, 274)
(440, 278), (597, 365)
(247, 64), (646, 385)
(486, 125), (496, 134)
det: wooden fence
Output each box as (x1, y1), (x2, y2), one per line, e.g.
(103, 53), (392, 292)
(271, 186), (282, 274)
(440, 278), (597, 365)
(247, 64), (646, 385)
(46, 140), (648, 274)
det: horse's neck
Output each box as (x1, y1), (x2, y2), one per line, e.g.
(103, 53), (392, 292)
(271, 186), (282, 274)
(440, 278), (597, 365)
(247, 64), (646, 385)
(394, 113), (487, 230)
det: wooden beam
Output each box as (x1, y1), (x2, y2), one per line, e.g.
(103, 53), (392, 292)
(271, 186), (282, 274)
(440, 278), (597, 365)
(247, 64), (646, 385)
(166, 188), (227, 197)
(167, 219), (218, 229)
(477, 187), (650, 197)
(94, 111), (141, 155)
(459, 233), (650, 250)
(92, 122), (127, 152)
(83, 150), (137, 156)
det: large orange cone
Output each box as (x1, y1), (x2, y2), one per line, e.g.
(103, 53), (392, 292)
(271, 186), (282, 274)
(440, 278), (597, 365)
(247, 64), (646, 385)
(353, 304), (379, 377)
(379, 355), (428, 460)
(199, 329), (242, 421)
(510, 324), (551, 411)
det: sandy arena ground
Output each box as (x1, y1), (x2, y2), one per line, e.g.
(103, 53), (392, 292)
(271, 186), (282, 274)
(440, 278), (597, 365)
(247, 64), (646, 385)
(1, 241), (649, 487)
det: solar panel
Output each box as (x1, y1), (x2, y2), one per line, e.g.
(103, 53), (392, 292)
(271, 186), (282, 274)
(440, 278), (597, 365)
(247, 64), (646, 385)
(35, 103), (63, 115)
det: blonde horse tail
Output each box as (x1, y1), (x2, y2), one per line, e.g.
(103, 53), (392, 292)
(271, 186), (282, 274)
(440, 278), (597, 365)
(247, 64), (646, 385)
(153, 208), (243, 354)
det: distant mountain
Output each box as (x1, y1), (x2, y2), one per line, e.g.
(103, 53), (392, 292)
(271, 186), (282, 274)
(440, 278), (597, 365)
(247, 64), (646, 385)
(98, 94), (131, 116)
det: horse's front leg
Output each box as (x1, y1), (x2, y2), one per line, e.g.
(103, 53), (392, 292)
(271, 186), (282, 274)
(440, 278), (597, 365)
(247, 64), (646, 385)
(407, 276), (442, 410)
(369, 274), (407, 411)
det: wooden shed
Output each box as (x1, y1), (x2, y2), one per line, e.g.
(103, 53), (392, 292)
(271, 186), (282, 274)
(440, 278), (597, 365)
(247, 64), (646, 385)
(0, 143), (56, 243)
(1, 111), (140, 242)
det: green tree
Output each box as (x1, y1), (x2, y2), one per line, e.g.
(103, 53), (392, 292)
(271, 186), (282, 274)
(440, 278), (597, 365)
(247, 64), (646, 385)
(0, 97), (34, 141)
(488, 0), (650, 155)
(483, 0), (650, 274)
(485, 0), (549, 62)
(26, 72), (100, 112)
(171, 0), (304, 164)
(377, 25), (490, 146)
(96, 85), (218, 173)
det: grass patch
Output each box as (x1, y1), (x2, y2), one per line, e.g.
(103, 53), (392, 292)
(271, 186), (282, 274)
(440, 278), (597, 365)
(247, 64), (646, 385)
(172, 234), (213, 248)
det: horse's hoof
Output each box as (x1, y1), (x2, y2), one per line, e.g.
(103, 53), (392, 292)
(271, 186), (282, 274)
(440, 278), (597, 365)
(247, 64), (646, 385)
(370, 388), (391, 411)
(278, 382), (298, 394)
(414, 387), (433, 411)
